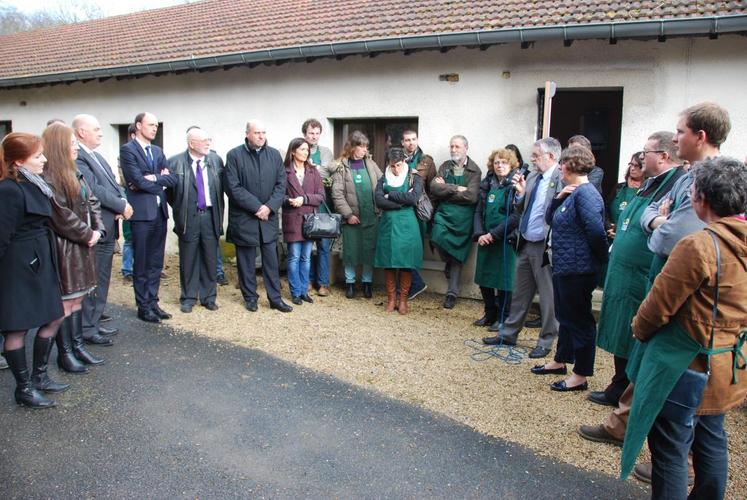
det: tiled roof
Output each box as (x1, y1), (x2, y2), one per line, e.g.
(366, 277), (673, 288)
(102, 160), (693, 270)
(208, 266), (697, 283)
(0, 0), (745, 83)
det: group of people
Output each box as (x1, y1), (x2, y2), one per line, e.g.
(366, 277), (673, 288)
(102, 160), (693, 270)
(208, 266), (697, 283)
(1, 103), (745, 499)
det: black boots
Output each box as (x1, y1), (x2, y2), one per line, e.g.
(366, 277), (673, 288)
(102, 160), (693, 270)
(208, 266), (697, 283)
(362, 282), (373, 299)
(345, 283), (355, 299)
(4, 347), (56, 409)
(70, 311), (104, 366)
(56, 313), (89, 373)
(31, 336), (70, 394)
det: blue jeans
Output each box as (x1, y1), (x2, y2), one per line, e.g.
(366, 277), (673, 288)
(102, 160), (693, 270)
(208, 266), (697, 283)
(121, 240), (133, 277)
(344, 264), (373, 284)
(216, 249), (225, 278)
(287, 241), (313, 297)
(649, 412), (727, 499)
(309, 238), (331, 287)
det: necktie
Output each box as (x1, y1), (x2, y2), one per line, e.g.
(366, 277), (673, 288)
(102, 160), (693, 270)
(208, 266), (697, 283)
(196, 160), (207, 211)
(519, 172), (543, 236)
(145, 145), (155, 171)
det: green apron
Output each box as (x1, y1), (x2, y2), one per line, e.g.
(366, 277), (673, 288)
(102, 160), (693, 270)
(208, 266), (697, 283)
(620, 322), (747, 479)
(609, 185), (638, 227)
(342, 167), (378, 266)
(597, 169), (678, 358)
(646, 183), (686, 290)
(430, 173), (476, 263)
(374, 173), (423, 269)
(474, 183), (516, 291)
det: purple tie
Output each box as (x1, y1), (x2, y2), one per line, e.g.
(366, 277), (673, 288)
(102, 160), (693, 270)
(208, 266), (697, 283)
(196, 160), (207, 211)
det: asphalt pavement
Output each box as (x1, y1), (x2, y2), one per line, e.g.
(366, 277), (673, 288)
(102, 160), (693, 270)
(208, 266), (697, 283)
(0, 304), (647, 499)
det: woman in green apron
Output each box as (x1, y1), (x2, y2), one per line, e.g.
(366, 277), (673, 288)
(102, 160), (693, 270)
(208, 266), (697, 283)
(622, 158), (747, 499)
(472, 148), (519, 329)
(374, 148), (423, 314)
(330, 131), (382, 299)
(607, 153), (644, 236)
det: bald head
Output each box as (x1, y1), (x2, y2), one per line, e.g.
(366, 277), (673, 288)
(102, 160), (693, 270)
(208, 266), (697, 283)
(135, 112), (159, 143)
(245, 119), (267, 148)
(72, 113), (103, 149)
(187, 127), (211, 157)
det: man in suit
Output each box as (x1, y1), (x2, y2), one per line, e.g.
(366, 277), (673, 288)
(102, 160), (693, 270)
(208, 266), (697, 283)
(120, 112), (177, 323)
(168, 127), (224, 313)
(74, 113), (133, 346)
(482, 137), (562, 358)
(224, 120), (292, 313)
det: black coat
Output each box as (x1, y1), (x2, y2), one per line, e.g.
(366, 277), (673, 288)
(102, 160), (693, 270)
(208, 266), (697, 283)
(168, 150), (225, 241)
(224, 141), (286, 247)
(0, 179), (64, 330)
(120, 139), (177, 221)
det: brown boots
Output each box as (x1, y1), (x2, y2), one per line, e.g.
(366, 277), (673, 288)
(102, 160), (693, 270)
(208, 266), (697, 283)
(398, 270), (411, 315)
(385, 270), (397, 312)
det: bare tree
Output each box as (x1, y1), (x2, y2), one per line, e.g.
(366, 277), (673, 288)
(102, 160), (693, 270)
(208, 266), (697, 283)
(0, 1), (104, 35)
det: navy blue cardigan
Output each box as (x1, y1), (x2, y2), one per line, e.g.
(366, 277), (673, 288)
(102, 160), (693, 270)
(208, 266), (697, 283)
(546, 183), (608, 276)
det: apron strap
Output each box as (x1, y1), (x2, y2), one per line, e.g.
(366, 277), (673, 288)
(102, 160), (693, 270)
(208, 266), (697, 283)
(705, 229), (721, 375)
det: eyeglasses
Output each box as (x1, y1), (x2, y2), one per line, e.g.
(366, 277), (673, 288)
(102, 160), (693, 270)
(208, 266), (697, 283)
(640, 149), (666, 156)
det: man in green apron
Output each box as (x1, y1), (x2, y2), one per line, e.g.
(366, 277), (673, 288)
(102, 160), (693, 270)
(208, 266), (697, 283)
(401, 129), (430, 299)
(429, 135), (480, 309)
(578, 131), (683, 444)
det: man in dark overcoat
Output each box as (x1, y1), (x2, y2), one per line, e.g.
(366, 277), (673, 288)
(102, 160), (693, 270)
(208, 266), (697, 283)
(223, 120), (291, 312)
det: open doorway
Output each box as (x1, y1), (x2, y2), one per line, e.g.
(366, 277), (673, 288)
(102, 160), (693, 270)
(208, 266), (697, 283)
(333, 118), (418, 166)
(537, 88), (623, 199)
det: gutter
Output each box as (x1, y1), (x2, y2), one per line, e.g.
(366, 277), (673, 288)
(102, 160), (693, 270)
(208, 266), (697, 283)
(1, 14), (746, 89)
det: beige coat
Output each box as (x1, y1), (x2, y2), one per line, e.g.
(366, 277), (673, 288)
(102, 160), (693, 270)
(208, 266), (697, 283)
(632, 217), (747, 415)
(330, 156), (382, 220)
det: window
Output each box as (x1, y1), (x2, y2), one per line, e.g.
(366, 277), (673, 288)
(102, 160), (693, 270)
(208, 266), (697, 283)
(333, 118), (418, 165)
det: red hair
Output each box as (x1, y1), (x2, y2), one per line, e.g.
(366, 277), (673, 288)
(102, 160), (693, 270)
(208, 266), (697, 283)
(1, 132), (44, 181)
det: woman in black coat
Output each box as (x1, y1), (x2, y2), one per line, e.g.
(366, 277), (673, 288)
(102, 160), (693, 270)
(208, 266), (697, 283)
(0, 133), (68, 408)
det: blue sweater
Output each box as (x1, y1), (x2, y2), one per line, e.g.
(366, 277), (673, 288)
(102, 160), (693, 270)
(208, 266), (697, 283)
(547, 183), (608, 276)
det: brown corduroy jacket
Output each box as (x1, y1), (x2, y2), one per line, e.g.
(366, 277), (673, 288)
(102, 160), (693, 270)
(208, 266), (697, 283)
(632, 217), (747, 415)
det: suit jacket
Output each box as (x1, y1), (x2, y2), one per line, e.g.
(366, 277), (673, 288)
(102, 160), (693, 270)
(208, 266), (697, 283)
(224, 140), (286, 247)
(76, 147), (127, 242)
(120, 140), (177, 221)
(167, 150), (225, 241)
(514, 165), (563, 249)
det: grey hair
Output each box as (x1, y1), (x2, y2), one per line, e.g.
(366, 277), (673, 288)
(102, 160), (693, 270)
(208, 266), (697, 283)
(647, 131), (680, 163)
(450, 135), (468, 149)
(534, 137), (562, 160)
(691, 156), (747, 217)
(246, 119), (265, 133)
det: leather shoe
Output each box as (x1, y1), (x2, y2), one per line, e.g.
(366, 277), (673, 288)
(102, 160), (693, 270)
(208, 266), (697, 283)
(180, 303), (193, 313)
(100, 314), (113, 323)
(482, 335), (516, 346)
(152, 305), (172, 320)
(98, 326), (118, 336)
(587, 391), (618, 407)
(487, 320), (504, 332)
(443, 294), (456, 309)
(138, 309), (161, 323)
(473, 314), (496, 327)
(577, 424), (623, 447)
(528, 346), (551, 358)
(217, 275), (229, 286)
(270, 301), (293, 313)
(291, 296), (303, 305)
(525, 317), (542, 328)
(362, 282), (373, 298)
(530, 364), (567, 375)
(83, 333), (113, 346)
(245, 300), (258, 312)
(123, 274), (133, 282)
(317, 286), (330, 297)
(203, 303), (219, 311)
(550, 380), (588, 392)
(301, 293), (313, 303)
(345, 283), (355, 299)
(633, 463), (694, 485)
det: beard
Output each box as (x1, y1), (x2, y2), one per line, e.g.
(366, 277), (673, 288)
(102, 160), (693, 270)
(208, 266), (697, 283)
(451, 154), (464, 163)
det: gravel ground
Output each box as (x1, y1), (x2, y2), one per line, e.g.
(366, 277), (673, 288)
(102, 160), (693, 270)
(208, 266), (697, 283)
(108, 254), (746, 497)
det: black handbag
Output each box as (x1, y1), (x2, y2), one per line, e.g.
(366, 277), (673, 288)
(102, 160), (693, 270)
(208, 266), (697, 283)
(408, 174), (433, 221)
(302, 200), (342, 240)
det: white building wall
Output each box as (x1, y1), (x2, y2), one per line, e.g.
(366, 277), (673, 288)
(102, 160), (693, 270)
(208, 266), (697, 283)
(2, 35), (745, 295)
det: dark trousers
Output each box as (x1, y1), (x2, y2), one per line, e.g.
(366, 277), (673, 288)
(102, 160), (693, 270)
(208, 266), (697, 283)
(178, 210), (218, 307)
(479, 286), (512, 322)
(649, 413), (727, 499)
(552, 273), (598, 376)
(131, 215), (167, 312)
(604, 356), (629, 405)
(235, 239), (282, 305)
(82, 238), (115, 337)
